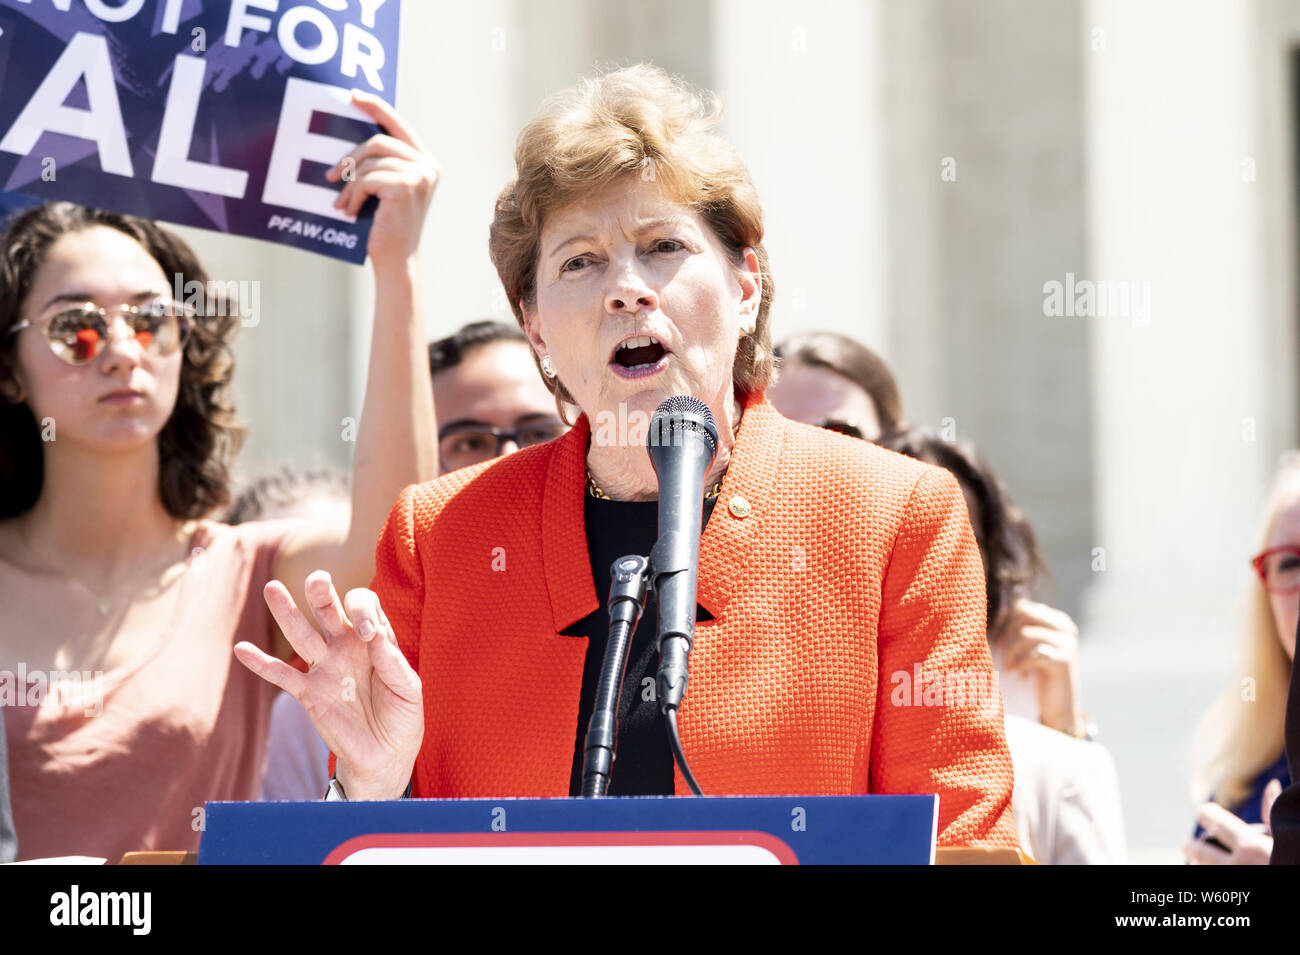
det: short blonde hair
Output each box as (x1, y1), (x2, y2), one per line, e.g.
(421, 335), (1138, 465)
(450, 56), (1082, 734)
(488, 64), (775, 412)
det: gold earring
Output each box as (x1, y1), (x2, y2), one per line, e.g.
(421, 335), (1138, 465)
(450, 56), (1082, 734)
(541, 355), (557, 379)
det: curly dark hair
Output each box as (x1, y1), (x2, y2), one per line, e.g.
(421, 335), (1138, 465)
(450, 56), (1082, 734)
(0, 202), (244, 520)
(878, 427), (1048, 632)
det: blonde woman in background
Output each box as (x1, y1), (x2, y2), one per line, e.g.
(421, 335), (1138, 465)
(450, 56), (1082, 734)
(1187, 453), (1299, 864)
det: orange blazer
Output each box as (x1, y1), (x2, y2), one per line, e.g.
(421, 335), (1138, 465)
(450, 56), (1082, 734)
(372, 391), (1019, 848)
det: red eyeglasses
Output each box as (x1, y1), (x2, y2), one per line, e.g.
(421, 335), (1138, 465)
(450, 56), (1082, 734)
(1252, 546), (1300, 595)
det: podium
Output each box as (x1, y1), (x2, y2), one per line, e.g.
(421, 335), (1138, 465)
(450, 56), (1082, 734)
(195, 794), (940, 865)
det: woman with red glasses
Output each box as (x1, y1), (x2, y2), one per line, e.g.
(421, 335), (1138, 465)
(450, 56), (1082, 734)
(0, 94), (438, 862)
(1186, 454), (1299, 864)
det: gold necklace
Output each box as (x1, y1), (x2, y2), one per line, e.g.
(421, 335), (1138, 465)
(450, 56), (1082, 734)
(17, 521), (192, 616)
(585, 403), (739, 501)
(585, 466), (723, 501)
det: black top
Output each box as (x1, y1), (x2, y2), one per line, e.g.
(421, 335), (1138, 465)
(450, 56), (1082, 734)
(1270, 613), (1300, 863)
(567, 494), (716, 796)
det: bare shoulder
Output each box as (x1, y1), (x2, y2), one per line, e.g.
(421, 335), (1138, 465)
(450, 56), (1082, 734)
(214, 515), (307, 554)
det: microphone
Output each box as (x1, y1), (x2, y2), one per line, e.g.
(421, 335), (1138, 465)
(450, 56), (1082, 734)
(647, 396), (718, 794)
(580, 555), (650, 797)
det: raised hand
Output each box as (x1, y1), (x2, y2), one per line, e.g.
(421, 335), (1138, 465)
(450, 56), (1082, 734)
(234, 570), (423, 800)
(991, 596), (1084, 737)
(326, 90), (440, 267)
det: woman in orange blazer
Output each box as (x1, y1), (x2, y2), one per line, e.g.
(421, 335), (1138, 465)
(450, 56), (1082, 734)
(236, 64), (1019, 850)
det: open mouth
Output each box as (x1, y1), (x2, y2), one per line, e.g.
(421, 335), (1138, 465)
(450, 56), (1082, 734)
(612, 335), (668, 372)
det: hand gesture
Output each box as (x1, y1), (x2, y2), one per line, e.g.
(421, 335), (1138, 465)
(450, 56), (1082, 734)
(991, 596), (1084, 737)
(234, 570), (423, 800)
(1184, 802), (1274, 865)
(326, 90), (440, 267)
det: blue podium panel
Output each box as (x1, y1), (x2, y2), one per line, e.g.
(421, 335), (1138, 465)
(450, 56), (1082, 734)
(197, 795), (938, 865)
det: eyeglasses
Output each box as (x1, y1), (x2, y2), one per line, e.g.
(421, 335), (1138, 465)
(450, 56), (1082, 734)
(1252, 546), (1300, 594)
(7, 301), (196, 365)
(438, 419), (568, 471)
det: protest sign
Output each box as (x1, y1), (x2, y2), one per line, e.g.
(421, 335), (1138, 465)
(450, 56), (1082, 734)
(0, 0), (401, 263)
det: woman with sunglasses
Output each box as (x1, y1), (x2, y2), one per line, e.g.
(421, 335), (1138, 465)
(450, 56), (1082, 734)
(1186, 453), (1299, 864)
(0, 93), (438, 861)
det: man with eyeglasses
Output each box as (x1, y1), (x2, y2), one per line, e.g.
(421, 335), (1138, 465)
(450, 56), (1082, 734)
(429, 320), (568, 475)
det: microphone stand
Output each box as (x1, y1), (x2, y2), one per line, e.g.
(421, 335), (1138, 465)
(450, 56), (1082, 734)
(580, 555), (651, 797)
(647, 407), (714, 797)
(580, 394), (716, 799)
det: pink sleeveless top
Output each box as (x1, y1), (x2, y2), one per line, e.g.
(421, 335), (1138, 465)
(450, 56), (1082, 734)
(3, 519), (296, 862)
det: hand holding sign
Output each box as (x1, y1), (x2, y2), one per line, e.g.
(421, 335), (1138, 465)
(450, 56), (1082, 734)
(0, 2), (406, 263)
(326, 91), (439, 268)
